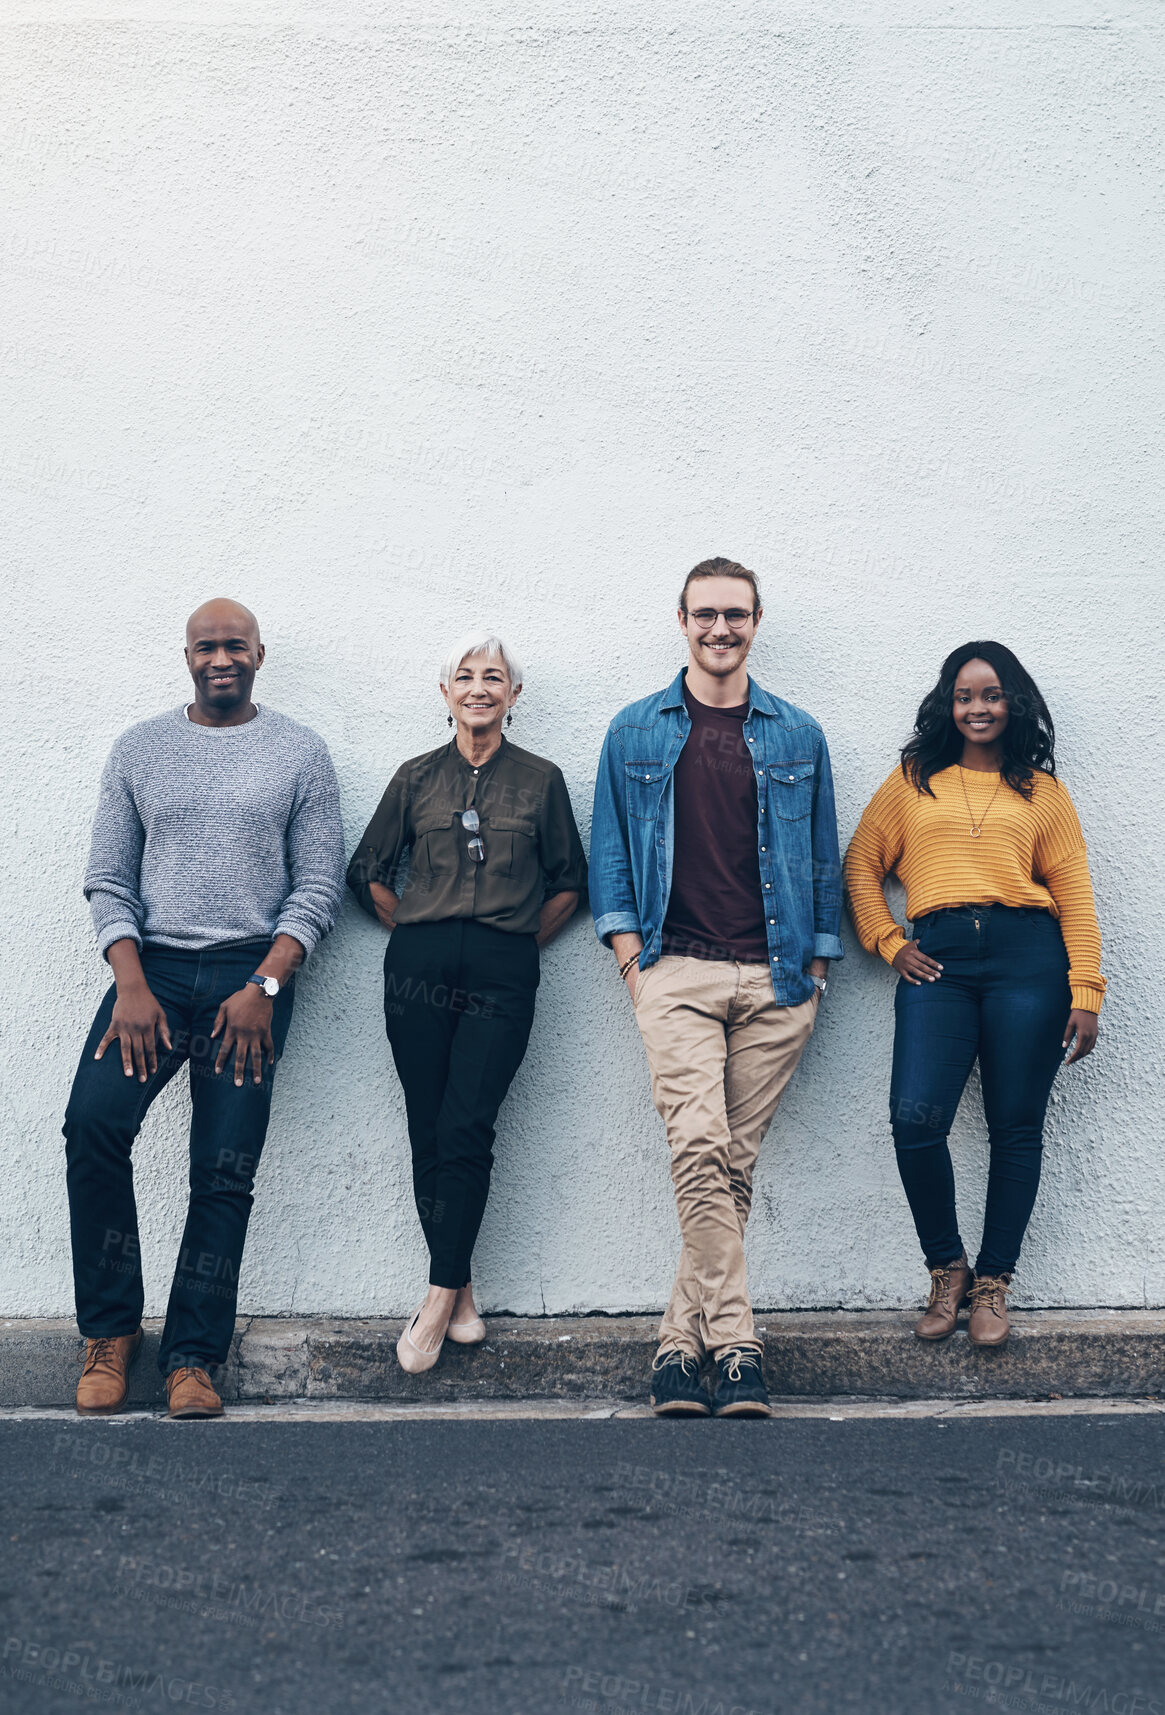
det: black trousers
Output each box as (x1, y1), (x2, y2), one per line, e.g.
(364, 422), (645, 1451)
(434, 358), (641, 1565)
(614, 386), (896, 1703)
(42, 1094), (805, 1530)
(384, 920), (539, 1289)
(63, 939), (294, 1374)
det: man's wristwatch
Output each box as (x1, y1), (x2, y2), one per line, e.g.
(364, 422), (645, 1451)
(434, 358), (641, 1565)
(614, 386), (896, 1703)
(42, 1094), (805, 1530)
(246, 974), (281, 998)
(811, 974), (828, 997)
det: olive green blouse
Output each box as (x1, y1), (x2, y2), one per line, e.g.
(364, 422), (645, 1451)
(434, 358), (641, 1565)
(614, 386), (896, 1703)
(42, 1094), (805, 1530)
(347, 737), (588, 936)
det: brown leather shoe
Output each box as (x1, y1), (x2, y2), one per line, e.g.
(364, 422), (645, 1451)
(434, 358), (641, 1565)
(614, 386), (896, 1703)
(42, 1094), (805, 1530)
(166, 1366), (223, 1419)
(76, 1329), (142, 1415)
(914, 1253), (972, 1341)
(968, 1273), (1012, 1347)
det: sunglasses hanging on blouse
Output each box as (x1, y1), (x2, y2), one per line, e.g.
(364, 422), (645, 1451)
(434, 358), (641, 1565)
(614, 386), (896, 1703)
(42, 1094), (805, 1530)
(461, 807), (485, 863)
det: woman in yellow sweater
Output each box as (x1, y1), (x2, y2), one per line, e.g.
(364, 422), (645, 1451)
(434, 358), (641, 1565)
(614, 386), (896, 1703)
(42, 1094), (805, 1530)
(845, 642), (1104, 1348)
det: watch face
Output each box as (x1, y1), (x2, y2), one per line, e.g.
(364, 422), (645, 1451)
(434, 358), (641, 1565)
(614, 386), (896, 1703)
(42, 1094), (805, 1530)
(262, 977), (279, 997)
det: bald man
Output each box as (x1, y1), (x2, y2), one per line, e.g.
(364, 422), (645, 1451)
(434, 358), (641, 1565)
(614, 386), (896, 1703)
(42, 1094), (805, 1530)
(63, 600), (345, 1417)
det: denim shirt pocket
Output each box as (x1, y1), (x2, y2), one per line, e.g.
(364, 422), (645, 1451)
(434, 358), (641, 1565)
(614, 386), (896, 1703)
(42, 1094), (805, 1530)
(767, 760), (815, 821)
(624, 761), (667, 821)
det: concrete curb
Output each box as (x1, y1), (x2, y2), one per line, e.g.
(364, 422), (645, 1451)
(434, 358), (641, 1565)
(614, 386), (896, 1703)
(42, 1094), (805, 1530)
(2, 1311), (1163, 1408)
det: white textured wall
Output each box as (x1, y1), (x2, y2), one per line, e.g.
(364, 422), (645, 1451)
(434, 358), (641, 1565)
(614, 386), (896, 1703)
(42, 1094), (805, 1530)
(2, 2), (1162, 1318)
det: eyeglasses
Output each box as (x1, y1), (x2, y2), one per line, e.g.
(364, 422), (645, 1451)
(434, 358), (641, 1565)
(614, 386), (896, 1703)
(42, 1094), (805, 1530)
(461, 807), (485, 863)
(684, 607), (757, 631)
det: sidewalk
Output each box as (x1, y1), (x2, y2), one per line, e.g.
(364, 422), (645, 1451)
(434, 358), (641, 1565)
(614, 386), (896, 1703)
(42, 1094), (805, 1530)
(2, 1311), (1162, 1408)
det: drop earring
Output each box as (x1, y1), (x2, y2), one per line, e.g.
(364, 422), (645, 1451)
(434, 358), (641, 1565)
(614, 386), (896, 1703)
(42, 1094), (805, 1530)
(447, 713), (453, 727)
(506, 710), (513, 728)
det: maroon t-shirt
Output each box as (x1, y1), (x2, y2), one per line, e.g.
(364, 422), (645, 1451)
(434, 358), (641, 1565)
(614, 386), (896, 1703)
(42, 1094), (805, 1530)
(661, 683), (769, 963)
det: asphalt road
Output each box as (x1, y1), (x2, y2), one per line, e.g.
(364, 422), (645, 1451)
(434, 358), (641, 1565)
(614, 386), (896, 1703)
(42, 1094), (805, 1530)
(2, 1414), (1163, 1714)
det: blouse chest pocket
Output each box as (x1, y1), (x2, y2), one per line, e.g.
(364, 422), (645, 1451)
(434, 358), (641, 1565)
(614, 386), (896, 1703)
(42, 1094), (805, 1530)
(412, 808), (461, 873)
(486, 812), (537, 879)
(767, 760), (814, 821)
(624, 761), (667, 821)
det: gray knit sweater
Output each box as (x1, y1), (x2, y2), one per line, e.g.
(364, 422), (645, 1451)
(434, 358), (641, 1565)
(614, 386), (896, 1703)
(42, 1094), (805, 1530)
(84, 705), (346, 958)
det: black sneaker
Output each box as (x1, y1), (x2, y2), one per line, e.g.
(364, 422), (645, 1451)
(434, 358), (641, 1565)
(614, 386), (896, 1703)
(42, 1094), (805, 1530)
(711, 1347), (771, 1418)
(649, 1349), (711, 1417)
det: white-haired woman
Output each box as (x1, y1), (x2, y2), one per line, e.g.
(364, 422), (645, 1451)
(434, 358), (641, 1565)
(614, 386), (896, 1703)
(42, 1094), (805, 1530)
(347, 631), (587, 1373)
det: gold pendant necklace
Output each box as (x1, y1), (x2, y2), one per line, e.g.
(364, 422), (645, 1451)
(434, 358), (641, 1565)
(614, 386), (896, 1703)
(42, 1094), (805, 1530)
(958, 765), (1002, 837)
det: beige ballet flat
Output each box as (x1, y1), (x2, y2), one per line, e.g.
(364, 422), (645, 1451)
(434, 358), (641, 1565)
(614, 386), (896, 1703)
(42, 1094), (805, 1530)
(396, 1311), (444, 1374)
(446, 1314), (486, 1345)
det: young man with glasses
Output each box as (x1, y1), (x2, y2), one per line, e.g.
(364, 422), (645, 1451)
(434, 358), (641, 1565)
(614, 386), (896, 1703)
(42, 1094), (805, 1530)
(590, 558), (844, 1416)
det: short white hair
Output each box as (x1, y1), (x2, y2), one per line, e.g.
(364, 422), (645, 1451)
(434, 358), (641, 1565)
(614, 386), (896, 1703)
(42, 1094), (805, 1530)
(439, 629), (524, 691)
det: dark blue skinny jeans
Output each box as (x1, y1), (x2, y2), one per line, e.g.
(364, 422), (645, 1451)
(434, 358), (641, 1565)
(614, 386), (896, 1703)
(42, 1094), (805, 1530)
(889, 904), (1071, 1278)
(63, 940), (294, 1375)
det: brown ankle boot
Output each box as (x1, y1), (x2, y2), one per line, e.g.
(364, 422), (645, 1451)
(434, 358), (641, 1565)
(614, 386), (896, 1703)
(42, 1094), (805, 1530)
(968, 1274), (1012, 1347)
(914, 1253), (972, 1341)
(76, 1329), (142, 1415)
(166, 1366), (223, 1419)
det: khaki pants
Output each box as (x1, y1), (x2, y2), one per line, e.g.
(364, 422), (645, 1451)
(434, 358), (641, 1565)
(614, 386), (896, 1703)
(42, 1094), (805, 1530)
(633, 955), (818, 1359)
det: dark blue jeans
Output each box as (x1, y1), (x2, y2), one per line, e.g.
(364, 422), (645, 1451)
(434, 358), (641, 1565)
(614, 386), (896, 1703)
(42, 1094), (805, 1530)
(63, 940), (294, 1374)
(889, 905), (1071, 1278)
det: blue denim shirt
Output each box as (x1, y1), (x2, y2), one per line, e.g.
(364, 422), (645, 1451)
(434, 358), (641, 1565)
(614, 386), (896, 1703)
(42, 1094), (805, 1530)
(590, 670), (844, 1006)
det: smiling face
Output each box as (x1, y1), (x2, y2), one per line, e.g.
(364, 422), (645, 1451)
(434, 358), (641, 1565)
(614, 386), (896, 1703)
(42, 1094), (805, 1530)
(440, 651), (520, 738)
(184, 599), (263, 717)
(678, 575), (761, 682)
(952, 657), (1009, 751)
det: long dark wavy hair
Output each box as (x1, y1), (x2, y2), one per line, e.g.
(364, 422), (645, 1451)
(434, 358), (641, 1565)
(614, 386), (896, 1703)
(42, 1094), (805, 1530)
(900, 641), (1056, 800)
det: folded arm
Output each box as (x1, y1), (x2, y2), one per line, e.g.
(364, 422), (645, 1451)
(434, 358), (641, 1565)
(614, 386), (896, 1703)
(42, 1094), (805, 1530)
(84, 745), (147, 957)
(843, 797), (907, 965)
(276, 743), (346, 957)
(347, 770), (409, 925)
(589, 725), (642, 949)
(810, 733), (846, 965)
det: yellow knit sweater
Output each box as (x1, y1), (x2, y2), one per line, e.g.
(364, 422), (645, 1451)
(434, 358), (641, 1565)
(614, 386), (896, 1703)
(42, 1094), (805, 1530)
(844, 764), (1106, 1013)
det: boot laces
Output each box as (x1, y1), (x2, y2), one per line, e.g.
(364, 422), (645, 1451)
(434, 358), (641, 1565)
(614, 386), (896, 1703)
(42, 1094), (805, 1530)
(970, 1276), (1010, 1315)
(718, 1347), (759, 1383)
(168, 1365), (212, 1390)
(926, 1256), (969, 1309)
(82, 1330), (115, 1372)
(652, 1349), (696, 1377)
(82, 1337), (121, 1374)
